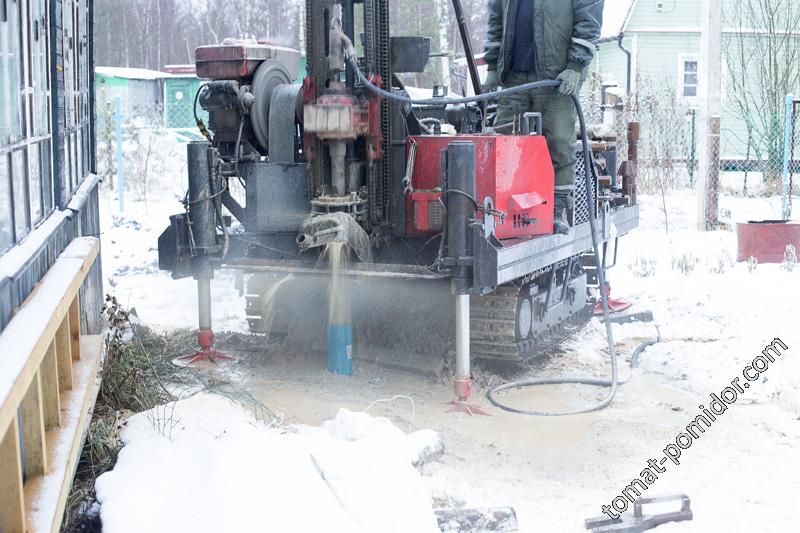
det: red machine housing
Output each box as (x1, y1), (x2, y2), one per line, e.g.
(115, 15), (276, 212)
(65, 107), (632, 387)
(195, 41), (301, 80)
(406, 135), (555, 239)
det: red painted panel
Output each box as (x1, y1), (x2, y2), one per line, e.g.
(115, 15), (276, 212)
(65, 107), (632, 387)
(405, 135), (554, 239)
(736, 221), (800, 263)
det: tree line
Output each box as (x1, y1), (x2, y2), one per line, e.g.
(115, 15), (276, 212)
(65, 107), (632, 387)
(95, 0), (491, 73)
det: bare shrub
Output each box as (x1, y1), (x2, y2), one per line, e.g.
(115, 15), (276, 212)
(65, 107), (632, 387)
(671, 252), (700, 275)
(629, 256), (657, 278)
(782, 244), (797, 272)
(724, 0), (800, 188)
(632, 76), (693, 233)
(709, 248), (734, 274)
(96, 89), (117, 189)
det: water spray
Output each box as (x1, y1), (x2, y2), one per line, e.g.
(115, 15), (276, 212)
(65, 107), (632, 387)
(326, 243), (353, 376)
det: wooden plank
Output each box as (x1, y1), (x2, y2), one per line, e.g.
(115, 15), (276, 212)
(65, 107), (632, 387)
(24, 335), (105, 533)
(55, 318), (73, 391)
(21, 370), (48, 478)
(0, 237), (99, 439)
(69, 297), (81, 361)
(40, 341), (62, 430)
(0, 418), (26, 533)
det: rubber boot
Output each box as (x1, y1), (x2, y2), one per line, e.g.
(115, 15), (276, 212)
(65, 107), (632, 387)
(553, 194), (572, 235)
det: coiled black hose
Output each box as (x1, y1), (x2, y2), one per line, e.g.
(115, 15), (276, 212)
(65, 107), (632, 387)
(347, 56), (648, 415)
(486, 326), (662, 415)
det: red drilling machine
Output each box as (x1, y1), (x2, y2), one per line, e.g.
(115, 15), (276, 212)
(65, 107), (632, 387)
(158, 0), (639, 409)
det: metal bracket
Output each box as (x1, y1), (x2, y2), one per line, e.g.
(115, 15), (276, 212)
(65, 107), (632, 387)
(602, 237), (620, 271)
(483, 197), (496, 239)
(585, 494), (693, 533)
(297, 212), (373, 263)
(522, 112), (543, 136)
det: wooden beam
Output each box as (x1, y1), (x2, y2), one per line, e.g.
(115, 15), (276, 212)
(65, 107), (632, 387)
(40, 341), (62, 430)
(24, 335), (105, 533)
(0, 237), (99, 533)
(0, 418), (26, 533)
(0, 237), (99, 439)
(21, 371), (48, 478)
(69, 297), (81, 361)
(55, 318), (73, 392)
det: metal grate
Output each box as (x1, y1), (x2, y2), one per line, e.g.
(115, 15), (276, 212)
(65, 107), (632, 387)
(428, 201), (444, 230)
(573, 147), (597, 225)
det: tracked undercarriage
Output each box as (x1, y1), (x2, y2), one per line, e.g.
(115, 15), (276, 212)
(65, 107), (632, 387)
(469, 257), (590, 362)
(242, 252), (592, 367)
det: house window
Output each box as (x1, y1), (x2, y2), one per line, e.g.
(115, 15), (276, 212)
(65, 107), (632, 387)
(682, 60), (698, 97)
(1, 0), (56, 247)
(0, 154), (12, 252)
(11, 149), (30, 240)
(0, 0), (23, 145)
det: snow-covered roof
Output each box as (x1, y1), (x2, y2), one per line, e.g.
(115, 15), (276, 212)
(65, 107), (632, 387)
(601, 0), (638, 41)
(96, 66), (170, 81)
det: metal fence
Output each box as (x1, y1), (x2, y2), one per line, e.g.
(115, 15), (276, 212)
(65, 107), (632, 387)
(784, 96), (800, 220)
(94, 95), (206, 209)
(585, 70), (800, 227)
(697, 95), (800, 227)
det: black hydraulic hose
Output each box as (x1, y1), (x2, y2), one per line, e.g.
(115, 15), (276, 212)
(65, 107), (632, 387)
(630, 326), (662, 369)
(350, 54), (561, 106)
(487, 326), (662, 415)
(347, 55), (626, 415)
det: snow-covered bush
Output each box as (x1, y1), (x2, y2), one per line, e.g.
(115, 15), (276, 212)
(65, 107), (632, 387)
(782, 244), (797, 272)
(671, 252), (700, 275)
(629, 256), (657, 278)
(708, 249), (734, 274)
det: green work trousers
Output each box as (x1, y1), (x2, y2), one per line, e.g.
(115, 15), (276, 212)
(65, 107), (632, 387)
(494, 71), (578, 193)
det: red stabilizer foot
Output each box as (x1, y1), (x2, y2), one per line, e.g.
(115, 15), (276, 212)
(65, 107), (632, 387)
(178, 349), (234, 365)
(594, 283), (632, 316)
(454, 377), (472, 401)
(447, 378), (491, 416)
(446, 400), (491, 416)
(177, 329), (234, 365)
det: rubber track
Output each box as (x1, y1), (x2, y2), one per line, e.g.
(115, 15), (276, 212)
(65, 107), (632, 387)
(470, 285), (593, 364)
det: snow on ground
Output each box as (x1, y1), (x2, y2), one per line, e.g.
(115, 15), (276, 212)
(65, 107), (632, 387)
(99, 133), (800, 532)
(95, 394), (440, 533)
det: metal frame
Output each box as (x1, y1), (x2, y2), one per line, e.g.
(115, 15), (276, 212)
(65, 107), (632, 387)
(223, 205), (640, 291)
(473, 205), (640, 290)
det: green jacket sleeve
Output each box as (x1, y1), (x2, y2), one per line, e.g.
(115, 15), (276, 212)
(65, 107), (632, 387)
(484, 0), (504, 71)
(567, 0), (604, 71)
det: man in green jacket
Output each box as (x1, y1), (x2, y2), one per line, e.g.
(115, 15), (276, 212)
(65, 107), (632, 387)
(484, 0), (603, 234)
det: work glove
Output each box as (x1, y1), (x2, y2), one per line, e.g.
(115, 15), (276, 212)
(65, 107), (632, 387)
(483, 70), (500, 93)
(556, 69), (581, 96)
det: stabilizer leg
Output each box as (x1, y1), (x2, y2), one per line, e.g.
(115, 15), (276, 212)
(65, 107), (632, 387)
(447, 293), (489, 416)
(179, 267), (233, 365)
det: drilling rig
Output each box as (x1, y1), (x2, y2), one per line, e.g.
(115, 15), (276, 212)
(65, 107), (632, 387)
(158, 0), (639, 408)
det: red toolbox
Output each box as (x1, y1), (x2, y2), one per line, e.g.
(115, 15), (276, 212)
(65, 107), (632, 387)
(406, 135), (555, 239)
